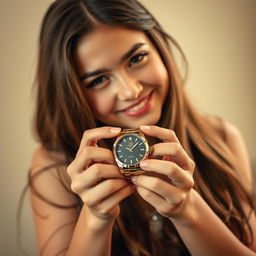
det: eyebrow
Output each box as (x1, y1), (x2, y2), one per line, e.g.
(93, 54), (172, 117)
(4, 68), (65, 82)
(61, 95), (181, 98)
(79, 42), (146, 81)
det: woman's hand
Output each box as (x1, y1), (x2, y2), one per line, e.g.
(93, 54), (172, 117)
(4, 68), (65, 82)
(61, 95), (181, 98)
(67, 127), (135, 222)
(131, 125), (195, 221)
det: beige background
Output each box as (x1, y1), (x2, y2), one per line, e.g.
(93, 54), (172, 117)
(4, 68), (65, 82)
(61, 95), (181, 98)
(0, 0), (255, 255)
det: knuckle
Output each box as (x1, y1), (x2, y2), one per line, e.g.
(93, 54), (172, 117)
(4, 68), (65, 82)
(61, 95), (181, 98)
(81, 146), (90, 156)
(179, 193), (187, 204)
(167, 162), (176, 176)
(189, 159), (195, 169)
(141, 188), (152, 199)
(169, 129), (178, 141)
(70, 175), (84, 193)
(82, 129), (90, 138)
(91, 163), (102, 176)
(187, 177), (194, 189)
(66, 165), (72, 177)
(150, 178), (162, 190)
(174, 142), (182, 153)
(101, 179), (116, 192)
(81, 191), (96, 207)
(98, 207), (109, 216)
(82, 196), (92, 207)
(70, 180), (79, 193)
(171, 202), (181, 211)
(168, 129), (176, 138)
(160, 204), (173, 215)
(182, 173), (194, 189)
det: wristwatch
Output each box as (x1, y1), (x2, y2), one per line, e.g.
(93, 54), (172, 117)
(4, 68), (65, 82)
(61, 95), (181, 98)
(113, 128), (150, 177)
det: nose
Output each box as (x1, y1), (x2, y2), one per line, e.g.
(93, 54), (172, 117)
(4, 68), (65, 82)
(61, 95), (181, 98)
(115, 73), (143, 101)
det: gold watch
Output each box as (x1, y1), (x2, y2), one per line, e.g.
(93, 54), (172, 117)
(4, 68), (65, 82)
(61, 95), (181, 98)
(113, 128), (150, 177)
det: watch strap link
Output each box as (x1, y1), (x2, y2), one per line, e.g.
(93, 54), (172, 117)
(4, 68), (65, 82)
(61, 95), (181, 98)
(121, 128), (141, 134)
(121, 168), (145, 177)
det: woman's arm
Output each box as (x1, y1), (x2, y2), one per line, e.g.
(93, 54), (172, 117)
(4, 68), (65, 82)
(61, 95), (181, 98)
(30, 146), (115, 256)
(171, 189), (256, 256)
(170, 120), (256, 256)
(132, 122), (256, 256)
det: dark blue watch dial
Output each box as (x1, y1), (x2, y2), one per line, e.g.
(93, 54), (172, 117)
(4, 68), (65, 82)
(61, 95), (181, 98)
(116, 134), (146, 165)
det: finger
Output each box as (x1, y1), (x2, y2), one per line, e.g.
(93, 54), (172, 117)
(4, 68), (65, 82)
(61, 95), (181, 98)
(81, 179), (130, 207)
(136, 186), (183, 217)
(70, 164), (124, 193)
(131, 175), (183, 205)
(77, 126), (121, 156)
(91, 184), (136, 214)
(68, 146), (116, 177)
(140, 159), (194, 189)
(140, 125), (179, 143)
(150, 142), (195, 170)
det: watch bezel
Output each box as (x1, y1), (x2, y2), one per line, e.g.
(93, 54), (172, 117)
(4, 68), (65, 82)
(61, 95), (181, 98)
(113, 132), (149, 169)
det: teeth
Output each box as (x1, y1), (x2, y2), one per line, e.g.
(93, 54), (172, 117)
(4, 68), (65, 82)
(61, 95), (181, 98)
(126, 98), (147, 112)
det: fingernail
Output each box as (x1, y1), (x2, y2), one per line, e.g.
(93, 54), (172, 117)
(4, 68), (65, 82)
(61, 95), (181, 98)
(131, 176), (138, 184)
(140, 125), (151, 130)
(140, 161), (148, 168)
(110, 127), (121, 133)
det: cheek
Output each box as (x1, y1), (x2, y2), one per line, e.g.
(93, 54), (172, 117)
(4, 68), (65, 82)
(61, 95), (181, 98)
(141, 58), (169, 91)
(86, 91), (115, 117)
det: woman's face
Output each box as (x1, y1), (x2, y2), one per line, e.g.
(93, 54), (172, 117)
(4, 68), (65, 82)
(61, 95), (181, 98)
(74, 25), (169, 128)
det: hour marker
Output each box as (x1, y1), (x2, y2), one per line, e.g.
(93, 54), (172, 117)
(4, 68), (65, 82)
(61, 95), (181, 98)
(124, 159), (127, 162)
(124, 138), (127, 142)
(118, 150), (121, 152)
(130, 159), (133, 164)
(140, 148), (145, 151)
(119, 144), (123, 147)
(129, 137), (132, 141)
(135, 138), (138, 142)
(139, 142), (143, 145)
(136, 158), (138, 162)
(139, 154), (143, 157)
(120, 155), (123, 158)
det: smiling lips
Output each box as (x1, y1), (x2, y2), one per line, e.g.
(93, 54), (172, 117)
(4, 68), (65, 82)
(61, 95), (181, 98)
(117, 91), (153, 117)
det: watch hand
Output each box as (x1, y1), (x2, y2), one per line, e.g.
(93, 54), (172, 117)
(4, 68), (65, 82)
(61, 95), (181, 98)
(131, 142), (139, 150)
(126, 147), (132, 152)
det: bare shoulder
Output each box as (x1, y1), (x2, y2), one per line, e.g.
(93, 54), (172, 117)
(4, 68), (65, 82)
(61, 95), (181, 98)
(205, 115), (252, 184)
(30, 145), (75, 203)
(31, 145), (67, 171)
(204, 114), (226, 139)
(30, 146), (79, 255)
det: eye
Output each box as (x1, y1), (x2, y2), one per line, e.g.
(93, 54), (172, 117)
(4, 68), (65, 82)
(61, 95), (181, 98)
(86, 75), (109, 88)
(129, 52), (149, 67)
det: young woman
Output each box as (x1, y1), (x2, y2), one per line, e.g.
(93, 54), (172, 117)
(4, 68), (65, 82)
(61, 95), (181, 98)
(29, 0), (256, 255)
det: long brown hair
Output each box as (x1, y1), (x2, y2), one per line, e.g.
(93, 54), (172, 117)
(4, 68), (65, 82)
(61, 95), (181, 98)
(28, 0), (255, 255)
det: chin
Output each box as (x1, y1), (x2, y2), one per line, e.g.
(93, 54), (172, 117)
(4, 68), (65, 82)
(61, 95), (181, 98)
(124, 113), (162, 128)
(98, 110), (162, 128)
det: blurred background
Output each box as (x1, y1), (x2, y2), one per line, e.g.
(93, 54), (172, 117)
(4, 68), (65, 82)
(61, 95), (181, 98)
(0, 0), (255, 255)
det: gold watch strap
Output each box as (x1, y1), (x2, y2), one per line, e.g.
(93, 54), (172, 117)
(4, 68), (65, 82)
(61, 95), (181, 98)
(121, 169), (145, 179)
(121, 168), (145, 177)
(120, 128), (140, 134)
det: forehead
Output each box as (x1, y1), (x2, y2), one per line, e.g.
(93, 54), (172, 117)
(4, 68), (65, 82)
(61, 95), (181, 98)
(74, 25), (152, 73)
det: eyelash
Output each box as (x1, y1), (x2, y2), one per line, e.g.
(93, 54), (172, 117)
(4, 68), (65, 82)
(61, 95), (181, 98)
(128, 52), (149, 67)
(86, 51), (150, 88)
(87, 75), (108, 88)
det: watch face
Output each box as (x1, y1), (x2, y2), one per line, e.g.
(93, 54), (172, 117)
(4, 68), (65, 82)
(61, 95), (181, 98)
(114, 133), (149, 168)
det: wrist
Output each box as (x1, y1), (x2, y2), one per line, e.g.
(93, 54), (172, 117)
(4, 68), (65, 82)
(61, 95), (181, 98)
(82, 205), (116, 232)
(169, 189), (199, 227)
